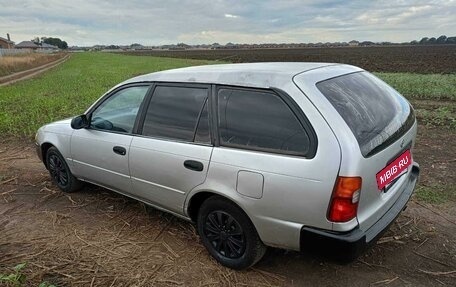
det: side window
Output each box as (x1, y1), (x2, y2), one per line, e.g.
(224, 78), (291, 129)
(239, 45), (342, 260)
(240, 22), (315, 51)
(218, 88), (310, 156)
(90, 86), (149, 133)
(142, 86), (208, 142)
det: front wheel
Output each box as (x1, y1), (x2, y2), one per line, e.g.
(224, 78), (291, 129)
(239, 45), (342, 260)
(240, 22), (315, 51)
(46, 147), (83, 193)
(197, 196), (266, 269)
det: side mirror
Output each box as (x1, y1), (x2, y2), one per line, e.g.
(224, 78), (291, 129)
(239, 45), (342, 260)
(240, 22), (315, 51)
(71, 115), (89, 129)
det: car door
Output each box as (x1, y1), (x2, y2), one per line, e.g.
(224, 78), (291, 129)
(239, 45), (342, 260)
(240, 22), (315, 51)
(71, 84), (151, 193)
(129, 83), (213, 214)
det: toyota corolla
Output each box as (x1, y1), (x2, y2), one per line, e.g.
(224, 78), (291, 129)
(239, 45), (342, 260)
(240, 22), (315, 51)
(36, 63), (419, 269)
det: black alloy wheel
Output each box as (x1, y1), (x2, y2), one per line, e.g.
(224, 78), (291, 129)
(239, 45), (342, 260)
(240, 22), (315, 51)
(48, 153), (69, 188)
(45, 147), (83, 193)
(203, 210), (246, 259)
(197, 196), (266, 269)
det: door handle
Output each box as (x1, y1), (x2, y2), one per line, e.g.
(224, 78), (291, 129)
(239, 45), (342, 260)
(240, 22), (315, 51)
(184, 160), (204, 172)
(113, 146), (126, 156)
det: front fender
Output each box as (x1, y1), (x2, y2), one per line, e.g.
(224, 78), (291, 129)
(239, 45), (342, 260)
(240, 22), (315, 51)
(36, 122), (74, 171)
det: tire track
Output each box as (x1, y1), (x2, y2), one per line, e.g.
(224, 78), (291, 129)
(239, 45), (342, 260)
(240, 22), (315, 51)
(0, 54), (70, 87)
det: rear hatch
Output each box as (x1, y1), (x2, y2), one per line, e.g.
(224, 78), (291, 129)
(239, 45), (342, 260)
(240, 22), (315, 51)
(316, 71), (417, 231)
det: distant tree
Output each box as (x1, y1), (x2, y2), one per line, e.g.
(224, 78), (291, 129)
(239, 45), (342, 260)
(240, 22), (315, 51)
(176, 43), (185, 47)
(436, 35), (447, 44)
(410, 40), (418, 45)
(428, 37), (437, 44)
(446, 37), (456, 44)
(43, 37), (68, 49)
(32, 37), (40, 44)
(419, 37), (429, 44)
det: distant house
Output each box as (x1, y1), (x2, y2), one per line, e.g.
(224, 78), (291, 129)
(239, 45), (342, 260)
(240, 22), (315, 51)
(348, 40), (359, 47)
(15, 41), (40, 50)
(41, 42), (59, 50)
(0, 34), (14, 49)
(130, 43), (144, 50)
(360, 41), (375, 46)
(210, 43), (222, 49)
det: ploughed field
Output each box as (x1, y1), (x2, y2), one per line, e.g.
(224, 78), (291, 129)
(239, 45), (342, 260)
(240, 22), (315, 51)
(122, 45), (456, 74)
(0, 52), (455, 286)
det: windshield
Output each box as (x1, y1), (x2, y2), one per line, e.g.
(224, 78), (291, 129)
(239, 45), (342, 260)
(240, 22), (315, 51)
(317, 72), (415, 157)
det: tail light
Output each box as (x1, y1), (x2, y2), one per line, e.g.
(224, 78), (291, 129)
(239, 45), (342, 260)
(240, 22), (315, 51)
(328, 176), (362, 222)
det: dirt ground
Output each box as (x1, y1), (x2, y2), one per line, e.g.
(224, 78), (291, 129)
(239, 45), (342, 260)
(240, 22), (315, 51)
(1, 104), (455, 286)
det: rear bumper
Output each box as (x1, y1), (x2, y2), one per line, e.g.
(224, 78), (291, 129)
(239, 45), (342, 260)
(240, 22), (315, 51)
(300, 163), (420, 257)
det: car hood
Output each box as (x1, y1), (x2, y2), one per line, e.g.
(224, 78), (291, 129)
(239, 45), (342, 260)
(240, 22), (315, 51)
(46, 117), (73, 126)
(40, 117), (74, 135)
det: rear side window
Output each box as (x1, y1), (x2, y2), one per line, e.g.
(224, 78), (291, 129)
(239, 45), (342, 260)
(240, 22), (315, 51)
(217, 88), (311, 156)
(317, 72), (415, 156)
(142, 86), (208, 142)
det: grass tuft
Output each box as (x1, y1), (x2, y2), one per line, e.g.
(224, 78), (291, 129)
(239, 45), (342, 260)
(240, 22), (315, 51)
(414, 184), (456, 204)
(415, 106), (456, 129)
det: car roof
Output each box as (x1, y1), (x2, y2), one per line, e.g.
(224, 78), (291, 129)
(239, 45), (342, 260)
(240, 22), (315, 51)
(121, 62), (358, 89)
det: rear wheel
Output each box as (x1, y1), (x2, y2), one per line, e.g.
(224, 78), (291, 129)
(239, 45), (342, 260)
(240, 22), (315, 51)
(197, 196), (266, 269)
(46, 147), (83, 193)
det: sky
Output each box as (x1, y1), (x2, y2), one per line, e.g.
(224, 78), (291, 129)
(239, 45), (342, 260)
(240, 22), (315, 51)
(0, 0), (455, 46)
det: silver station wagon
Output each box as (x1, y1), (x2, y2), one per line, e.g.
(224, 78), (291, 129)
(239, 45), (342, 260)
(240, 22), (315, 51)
(36, 63), (420, 269)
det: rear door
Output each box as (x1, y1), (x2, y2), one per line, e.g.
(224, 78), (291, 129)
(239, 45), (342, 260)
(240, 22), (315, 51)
(129, 83), (213, 214)
(71, 85), (150, 192)
(206, 86), (341, 246)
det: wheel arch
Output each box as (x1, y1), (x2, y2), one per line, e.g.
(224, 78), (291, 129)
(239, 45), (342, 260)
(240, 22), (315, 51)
(41, 142), (55, 168)
(37, 129), (73, 172)
(187, 191), (215, 222)
(190, 190), (268, 268)
(186, 190), (253, 225)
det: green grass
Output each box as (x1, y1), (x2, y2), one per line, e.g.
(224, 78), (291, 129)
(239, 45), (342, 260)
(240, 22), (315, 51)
(0, 263), (56, 287)
(415, 106), (456, 129)
(375, 72), (456, 100)
(0, 52), (218, 137)
(414, 184), (456, 204)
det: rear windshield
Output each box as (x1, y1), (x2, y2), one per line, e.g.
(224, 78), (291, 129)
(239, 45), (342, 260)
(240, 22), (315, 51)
(316, 72), (415, 157)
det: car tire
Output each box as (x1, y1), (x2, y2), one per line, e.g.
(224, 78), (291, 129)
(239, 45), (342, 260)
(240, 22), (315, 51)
(46, 147), (83, 193)
(197, 196), (266, 269)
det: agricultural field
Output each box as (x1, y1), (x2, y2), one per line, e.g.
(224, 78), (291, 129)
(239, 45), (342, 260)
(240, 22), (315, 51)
(123, 45), (456, 74)
(0, 52), (455, 286)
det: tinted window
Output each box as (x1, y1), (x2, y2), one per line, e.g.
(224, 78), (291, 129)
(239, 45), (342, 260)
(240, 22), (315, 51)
(317, 72), (415, 156)
(142, 86), (208, 141)
(91, 86), (149, 133)
(218, 88), (310, 156)
(194, 99), (211, 143)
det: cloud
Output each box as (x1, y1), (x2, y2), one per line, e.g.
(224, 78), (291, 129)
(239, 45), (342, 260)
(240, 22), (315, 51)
(0, 0), (454, 46)
(224, 14), (240, 18)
